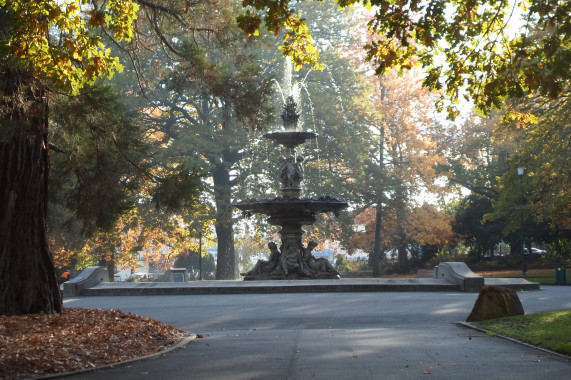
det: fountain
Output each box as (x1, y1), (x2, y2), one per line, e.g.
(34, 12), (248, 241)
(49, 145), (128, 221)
(235, 95), (348, 280)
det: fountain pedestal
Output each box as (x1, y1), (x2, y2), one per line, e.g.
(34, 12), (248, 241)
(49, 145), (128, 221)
(235, 96), (348, 280)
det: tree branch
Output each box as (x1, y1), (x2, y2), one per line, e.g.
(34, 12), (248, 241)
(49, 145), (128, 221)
(448, 177), (498, 198)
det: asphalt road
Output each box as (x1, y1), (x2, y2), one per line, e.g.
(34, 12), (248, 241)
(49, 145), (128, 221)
(63, 286), (570, 380)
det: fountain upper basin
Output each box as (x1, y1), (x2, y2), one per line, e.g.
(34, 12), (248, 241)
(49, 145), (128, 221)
(264, 131), (317, 148)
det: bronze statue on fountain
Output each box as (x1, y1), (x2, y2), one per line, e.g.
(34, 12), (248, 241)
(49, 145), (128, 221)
(235, 96), (348, 280)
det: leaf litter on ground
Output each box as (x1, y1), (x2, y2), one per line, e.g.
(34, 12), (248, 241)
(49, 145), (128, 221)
(0, 307), (192, 379)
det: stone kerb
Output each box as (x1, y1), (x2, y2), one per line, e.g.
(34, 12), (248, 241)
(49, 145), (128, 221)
(63, 267), (109, 297)
(434, 262), (484, 292)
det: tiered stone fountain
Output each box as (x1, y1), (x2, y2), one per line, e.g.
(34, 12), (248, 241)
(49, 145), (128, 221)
(235, 96), (348, 280)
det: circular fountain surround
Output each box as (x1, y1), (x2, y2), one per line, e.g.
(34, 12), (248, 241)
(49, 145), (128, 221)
(235, 95), (348, 280)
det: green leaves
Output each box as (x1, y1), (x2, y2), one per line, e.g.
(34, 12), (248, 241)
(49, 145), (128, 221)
(152, 168), (203, 212)
(237, 0), (322, 69)
(280, 15), (323, 70)
(237, 0), (570, 119)
(49, 83), (148, 233)
(497, 89), (571, 233)
(2, 0), (139, 94)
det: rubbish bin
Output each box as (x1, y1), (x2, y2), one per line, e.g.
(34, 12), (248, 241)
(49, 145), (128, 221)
(555, 267), (566, 285)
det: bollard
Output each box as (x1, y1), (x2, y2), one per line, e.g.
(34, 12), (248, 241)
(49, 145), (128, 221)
(555, 267), (566, 285)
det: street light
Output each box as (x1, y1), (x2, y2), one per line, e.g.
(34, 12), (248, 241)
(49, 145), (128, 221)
(517, 167), (526, 275)
(197, 225), (203, 280)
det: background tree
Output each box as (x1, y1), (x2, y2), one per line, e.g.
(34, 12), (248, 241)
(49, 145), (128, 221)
(431, 107), (523, 262)
(140, 29), (275, 279)
(351, 203), (454, 271)
(496, 92), (570, 233)
(407, 204), (456, 266)
(441, 84), (570, 264)
(452, 194), (504, 261)
(173, 249), (216, 280)
(49, 84), (149, 232)
(438, 111), (515, 198)
(354, 68), (446, 273)
(234, 222), (267, 274)
(47, 80), (204, 277)
(488, 86), (570, 262)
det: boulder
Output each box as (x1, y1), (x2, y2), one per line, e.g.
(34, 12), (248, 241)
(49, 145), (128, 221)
(466, 285), (524, 322)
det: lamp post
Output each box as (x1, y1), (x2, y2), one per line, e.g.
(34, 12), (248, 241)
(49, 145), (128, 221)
(197, 225), (203, 280)
(517, 166), (526, 275)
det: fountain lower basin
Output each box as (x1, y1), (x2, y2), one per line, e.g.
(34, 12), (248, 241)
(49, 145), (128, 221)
(235, 196), (348, 226)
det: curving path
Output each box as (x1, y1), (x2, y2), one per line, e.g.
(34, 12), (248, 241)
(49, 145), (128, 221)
(63, 286), (570, 380)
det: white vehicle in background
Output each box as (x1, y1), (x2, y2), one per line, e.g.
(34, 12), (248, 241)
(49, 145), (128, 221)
(523, 248), (547, 255)
(129, 272), (149, 281)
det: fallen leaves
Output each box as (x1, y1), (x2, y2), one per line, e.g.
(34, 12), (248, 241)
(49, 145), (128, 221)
(0, 308), (191, 379)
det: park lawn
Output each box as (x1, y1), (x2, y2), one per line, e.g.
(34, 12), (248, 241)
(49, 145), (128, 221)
(474, 268), (560, 284)
(473, 310), (571, 356)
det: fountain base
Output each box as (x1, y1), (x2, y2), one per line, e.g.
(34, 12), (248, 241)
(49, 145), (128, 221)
(242, 272), (340, 281)
(235, 200), (346, 281)
(240, 241), (342, 281)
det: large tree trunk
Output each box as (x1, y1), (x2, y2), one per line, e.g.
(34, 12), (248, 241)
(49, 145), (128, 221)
(370, 203), (383, 276)
(394, 190), (409, 274)
(99, 252), (116, 282)
(213, 162), (236, 280)
(0, 66), (62, 315)
(397, 244), (409, 274)
(370, 122), (385, 276)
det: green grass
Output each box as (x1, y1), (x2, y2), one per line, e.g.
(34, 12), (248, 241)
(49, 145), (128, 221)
(474, 269), (567, 285)
(473, 310), (571, 355)
(523, 276), (556, 284)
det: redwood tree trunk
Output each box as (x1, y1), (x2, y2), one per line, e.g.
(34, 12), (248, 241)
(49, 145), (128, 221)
(0, 67), (62, 315)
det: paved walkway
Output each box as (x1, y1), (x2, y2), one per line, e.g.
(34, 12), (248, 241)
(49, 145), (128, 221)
(62, 286), (570, 380)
